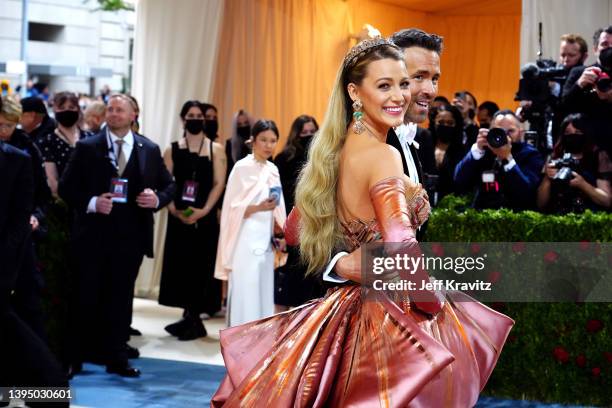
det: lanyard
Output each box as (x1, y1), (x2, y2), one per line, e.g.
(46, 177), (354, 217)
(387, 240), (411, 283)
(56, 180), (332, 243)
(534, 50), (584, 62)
(185, 135), (206, 180)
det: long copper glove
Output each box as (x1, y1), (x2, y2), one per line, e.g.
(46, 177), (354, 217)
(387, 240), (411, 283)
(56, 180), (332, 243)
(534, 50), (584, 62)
(284, 206), (300, 246)
(370, 176), (442, 315)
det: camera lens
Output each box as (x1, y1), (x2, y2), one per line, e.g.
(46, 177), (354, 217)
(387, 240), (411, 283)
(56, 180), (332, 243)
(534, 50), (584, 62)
(487, 128), (508, 149)
(596, 77), (612, 93)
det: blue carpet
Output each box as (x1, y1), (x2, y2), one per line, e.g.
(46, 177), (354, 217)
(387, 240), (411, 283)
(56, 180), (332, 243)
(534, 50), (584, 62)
(70, 358), (226, 407)
(70, 358), (591, 408)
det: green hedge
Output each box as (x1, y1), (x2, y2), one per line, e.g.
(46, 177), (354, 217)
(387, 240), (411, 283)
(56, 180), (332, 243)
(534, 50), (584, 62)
(426, 195), (612, 406)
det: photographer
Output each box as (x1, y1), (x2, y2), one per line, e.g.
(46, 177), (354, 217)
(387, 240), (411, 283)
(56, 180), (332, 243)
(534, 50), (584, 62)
(562, 26), (612, 114)
(454, 110), (544, 210)
(537, 114), (611, 213)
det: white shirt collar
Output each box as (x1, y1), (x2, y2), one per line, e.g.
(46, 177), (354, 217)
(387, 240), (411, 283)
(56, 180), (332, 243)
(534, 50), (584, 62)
(394, 122), (418, 146)
(108, 130), (134, 146)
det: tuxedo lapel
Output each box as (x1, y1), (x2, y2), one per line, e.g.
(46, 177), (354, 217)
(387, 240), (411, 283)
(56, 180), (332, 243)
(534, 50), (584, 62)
(134, 135), (147, 177)
(409, 142), (424, 182)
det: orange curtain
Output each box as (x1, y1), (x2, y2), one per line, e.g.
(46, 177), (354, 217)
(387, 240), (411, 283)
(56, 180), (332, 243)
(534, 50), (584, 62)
(212, 0), (351, 149)
(212, 0), (521, 151)
(427, 14), (521, 109)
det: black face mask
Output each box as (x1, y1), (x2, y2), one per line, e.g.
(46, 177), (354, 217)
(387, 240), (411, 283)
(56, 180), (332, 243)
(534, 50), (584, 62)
(185, 119), (204, 134)
(298, 135), (314, 149)
(55, 110), (79, 127)
(564, 133), (585, 154)
(204, 119), (219, 139)
(435, 125), (455, 144)
(237, 125), (251, 139)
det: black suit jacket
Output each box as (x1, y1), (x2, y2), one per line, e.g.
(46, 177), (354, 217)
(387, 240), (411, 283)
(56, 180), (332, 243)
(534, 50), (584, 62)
(0, 143), (34, 312)
(58, 131), (175, 257)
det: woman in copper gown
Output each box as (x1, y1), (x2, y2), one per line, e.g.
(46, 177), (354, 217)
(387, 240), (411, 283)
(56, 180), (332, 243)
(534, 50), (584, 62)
(211, 38), (514, 408)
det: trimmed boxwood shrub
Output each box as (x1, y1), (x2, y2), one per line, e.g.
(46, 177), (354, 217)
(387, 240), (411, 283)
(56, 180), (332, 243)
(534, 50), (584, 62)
(426, 195), (612, 406)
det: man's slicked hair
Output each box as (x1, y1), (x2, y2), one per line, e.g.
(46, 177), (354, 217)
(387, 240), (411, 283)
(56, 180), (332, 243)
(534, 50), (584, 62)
(593, 25), (612, 48)
(389, 28), (443, 54)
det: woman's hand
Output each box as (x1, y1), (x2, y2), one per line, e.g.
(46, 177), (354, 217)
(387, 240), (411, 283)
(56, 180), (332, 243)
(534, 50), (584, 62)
(544, 163), (558, 179)
(245, 198), (276, 218)
(569, 172), (587, 190)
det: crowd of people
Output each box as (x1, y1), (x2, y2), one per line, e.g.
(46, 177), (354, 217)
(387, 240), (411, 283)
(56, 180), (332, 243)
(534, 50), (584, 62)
(0, 23), (611, 406)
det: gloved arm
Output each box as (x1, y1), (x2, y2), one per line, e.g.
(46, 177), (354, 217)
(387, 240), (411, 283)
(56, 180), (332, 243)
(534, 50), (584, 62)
(370, 176), (441, 315)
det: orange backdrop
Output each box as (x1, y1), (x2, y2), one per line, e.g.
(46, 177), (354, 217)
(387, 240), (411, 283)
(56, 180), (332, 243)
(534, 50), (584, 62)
(212, 0), (521, 150)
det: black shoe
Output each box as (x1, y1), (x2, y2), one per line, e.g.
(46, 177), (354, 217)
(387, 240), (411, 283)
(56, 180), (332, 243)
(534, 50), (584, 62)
(164, 319), (191, 337)
(178, 321), (207, 341)
(67, 362), (83, 379)
(126, 344), (140, 359)
(106, 363), (141, 377)
(129, 326), (142, 336)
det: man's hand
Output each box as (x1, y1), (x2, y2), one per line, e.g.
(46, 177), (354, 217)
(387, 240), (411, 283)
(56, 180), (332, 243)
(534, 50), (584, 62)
(30, 215), (39, 231)
(490, 139), (512, 161)
(137, 188), (158, 209)
(577, 66), (601, 89)
(96, 193), (114, 214)
(476, 128), (489, 151)
(335, 247), (362, 284)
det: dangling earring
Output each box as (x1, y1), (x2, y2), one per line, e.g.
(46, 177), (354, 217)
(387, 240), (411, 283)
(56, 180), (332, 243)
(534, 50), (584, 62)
(352, 100), (365, 134)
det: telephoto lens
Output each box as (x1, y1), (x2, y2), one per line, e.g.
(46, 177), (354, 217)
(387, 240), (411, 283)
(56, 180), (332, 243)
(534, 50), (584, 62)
(487, 127), (508, 149)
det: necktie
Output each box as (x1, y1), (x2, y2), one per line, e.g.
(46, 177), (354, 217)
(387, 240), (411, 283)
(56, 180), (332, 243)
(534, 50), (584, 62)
(115, 139), (126, 175)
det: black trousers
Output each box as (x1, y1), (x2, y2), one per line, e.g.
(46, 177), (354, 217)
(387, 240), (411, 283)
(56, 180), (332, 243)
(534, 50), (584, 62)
(70, 238), (143, 366)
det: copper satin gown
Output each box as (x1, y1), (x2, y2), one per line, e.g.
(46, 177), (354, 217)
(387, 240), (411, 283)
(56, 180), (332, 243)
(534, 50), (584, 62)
(211, 177), (514, 408)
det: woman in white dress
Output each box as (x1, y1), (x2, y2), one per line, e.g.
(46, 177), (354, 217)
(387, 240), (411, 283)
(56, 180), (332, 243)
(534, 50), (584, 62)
(215, 119), (286, 327)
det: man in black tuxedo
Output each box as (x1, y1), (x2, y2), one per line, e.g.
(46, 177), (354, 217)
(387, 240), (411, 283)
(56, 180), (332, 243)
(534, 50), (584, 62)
(0, 140), (68, 407)
(59, 94), (175, 377)
(322, 28), (443, 283)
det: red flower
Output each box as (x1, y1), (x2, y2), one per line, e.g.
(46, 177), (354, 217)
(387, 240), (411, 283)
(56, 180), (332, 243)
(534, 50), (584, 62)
(431, 243), (445, 257)
(579, 240), (591, 251)
(592, 367), (601, 377)
(544, 251), (559, 263)
(553, 346), (570, 363)
(470, 243), (481, 254)
(488, 271), (501, 284)
(512, 242), (526, 254)
(603, 352), (612, 364)
(575, 354), (587, 367)
(586, 319), (603, 333)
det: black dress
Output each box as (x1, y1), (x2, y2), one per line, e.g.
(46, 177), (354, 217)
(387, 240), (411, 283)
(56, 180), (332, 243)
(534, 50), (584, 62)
(159, 140), (221, 316)
(274, 146), (325, 307)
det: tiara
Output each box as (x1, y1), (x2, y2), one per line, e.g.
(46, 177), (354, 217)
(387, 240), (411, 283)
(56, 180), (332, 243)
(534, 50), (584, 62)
(343, 37), (392, 69)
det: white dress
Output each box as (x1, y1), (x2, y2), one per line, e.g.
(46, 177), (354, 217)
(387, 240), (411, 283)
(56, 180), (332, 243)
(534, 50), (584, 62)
(227, 187), (275, 327)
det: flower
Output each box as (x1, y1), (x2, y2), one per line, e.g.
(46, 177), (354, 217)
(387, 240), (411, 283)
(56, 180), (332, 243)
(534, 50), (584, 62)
(470, 243), (481, 254)
(544, 250), (559, 263)
(592, 367), (601, 377)
(553, 346), (570, 363)
(579, 240), (591, 251)
(575, 354), (587, 367)
(586, 319), (603, 333)
(431, 243), (444, 257)
(512, 242), (526, 254)
(488, 271), (501, 284)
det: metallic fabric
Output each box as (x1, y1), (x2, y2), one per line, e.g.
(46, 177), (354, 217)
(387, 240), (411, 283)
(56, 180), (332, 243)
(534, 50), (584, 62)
(212, 176), (514, 407)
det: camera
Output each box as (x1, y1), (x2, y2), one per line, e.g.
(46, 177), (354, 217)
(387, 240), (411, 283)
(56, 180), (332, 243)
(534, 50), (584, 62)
(516, 60), (568, 104)
(550, 153), (580, 187)
(487, 127), (509, 149)
(596, 71), (611, 92)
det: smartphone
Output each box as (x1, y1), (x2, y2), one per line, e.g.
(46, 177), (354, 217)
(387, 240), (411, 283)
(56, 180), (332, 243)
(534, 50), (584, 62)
(269, 186), (282, 206)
